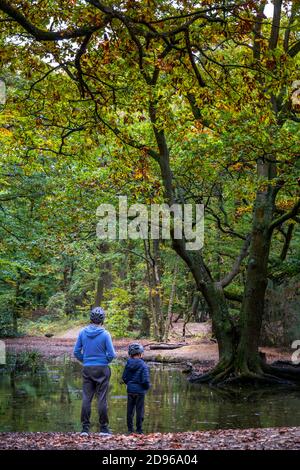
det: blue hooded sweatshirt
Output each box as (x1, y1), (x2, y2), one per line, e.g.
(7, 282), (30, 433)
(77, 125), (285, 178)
(122, 358), (150, 395)
(73, 325), (117, 366)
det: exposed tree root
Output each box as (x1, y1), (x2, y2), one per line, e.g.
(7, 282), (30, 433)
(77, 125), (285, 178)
(207, 382), (297, 401)
(221, 372), (293, 387)
(271, 360), (300, 368)
(262, 362), (300, 382)
(149, 343), (185, 350)
(189, 358), (233, 384)
(188, 358), (300, 387)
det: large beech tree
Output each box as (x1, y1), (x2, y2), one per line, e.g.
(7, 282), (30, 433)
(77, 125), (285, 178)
(1, 0), (300, 384)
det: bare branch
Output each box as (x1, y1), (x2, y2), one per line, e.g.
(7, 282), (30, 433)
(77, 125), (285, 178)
(184, 28), (206, 88)
(206, 208), (247, 240)
(220, 234), (251, 288)
(280, 223), (294, 261)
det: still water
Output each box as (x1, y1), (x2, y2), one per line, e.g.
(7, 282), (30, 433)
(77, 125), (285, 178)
(1, 361), (300, 433)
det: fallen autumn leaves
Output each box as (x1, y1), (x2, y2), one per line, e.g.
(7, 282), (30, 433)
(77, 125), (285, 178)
(0, 427), (299, 450)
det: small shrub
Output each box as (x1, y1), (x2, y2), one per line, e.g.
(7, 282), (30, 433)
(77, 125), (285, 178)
(104, 288), (132, 338)
(3, 351), (45, 374)
(0, 293), (15, 337)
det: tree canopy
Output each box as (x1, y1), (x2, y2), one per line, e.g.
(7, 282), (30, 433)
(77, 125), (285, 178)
(0, 0), (299, 384)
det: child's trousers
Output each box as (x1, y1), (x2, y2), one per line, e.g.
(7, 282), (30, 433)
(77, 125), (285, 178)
(127, 393), (145, 432)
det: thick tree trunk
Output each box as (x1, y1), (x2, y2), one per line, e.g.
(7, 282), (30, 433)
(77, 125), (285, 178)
(94, 276), (105, 307)
(235, 156), (277, 375)
(127, 243), (136, 331)
(189, 170), (300, 385)
(173, 241), (236, 368)
(140, 309), (151, 337)
(144, 239), (163, 341)
(94, 242), (112, 307)
(182, 293), (197, 340)
(164, 265), (177, 342)
(12, 270), (21, 335)
(60, 256), (75, 315)
(152, 239), (165, 340)
(189, 153), (297, 385)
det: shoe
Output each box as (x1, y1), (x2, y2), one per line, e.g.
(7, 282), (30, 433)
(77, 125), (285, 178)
(99, 426), (112, 436)
(136, 430), (144, 435)
(80, 430), (89, 437)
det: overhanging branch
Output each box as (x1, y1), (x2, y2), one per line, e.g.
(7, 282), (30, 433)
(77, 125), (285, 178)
(269, 198), (300, 233)
(0, 0), (108, 41)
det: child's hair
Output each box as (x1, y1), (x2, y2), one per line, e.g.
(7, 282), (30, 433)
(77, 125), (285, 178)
(128, 343), (144, 357)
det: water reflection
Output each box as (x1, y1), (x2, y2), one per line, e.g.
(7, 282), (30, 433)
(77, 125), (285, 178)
(0, 362), (300, 433)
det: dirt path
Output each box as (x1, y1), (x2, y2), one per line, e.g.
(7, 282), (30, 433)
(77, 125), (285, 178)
(0, 427), (299, 450)
(56, 326), (85, 339)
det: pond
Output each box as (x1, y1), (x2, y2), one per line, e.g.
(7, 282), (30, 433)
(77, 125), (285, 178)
(1, 361), (300, 433)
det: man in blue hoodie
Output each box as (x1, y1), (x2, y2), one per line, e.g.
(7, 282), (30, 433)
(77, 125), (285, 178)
(73, 307), (116, 436)
(122, 343), (150, 434)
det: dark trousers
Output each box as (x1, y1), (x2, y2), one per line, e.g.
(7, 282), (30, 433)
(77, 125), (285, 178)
(81, 365), (111, 431)
(127, 393), (145, 432)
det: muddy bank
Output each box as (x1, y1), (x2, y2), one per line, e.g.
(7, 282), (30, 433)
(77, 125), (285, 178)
(2, 335), (292, 368)
(4, 336), (291, 368)
(3, 320), (292, 367)
(0, 427), (299, 450)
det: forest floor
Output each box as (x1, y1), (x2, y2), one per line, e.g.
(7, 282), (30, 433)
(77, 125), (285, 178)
(0, 427), (299, 450)
(3, 321), (293, 370)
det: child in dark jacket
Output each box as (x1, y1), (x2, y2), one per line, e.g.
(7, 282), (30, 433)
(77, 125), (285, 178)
(122, 343), (150, 434)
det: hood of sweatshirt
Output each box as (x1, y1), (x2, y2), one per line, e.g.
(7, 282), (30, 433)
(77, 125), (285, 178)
(83, 325), (105, 338)
(127, 358), (144, 370)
